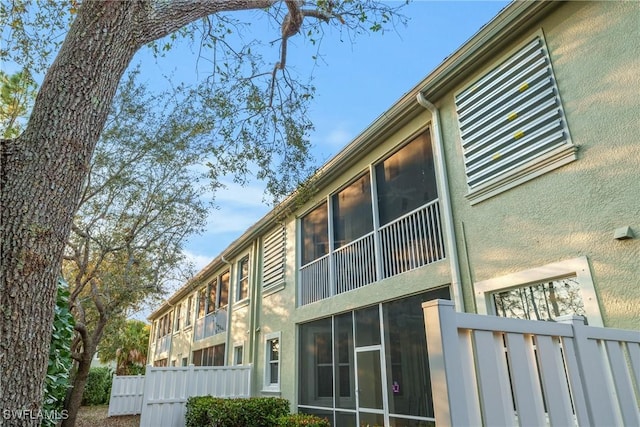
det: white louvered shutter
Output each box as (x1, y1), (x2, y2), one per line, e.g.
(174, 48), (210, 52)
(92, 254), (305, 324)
(456, 36), (571, 189)
(263, 226), (286, 288)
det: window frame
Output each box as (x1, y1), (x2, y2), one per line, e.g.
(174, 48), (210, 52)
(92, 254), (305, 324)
(263, 331), (281, 392)
(236, 256), (250, 302)
(233, 342), (245, 366)
(474, 256), (603, 326)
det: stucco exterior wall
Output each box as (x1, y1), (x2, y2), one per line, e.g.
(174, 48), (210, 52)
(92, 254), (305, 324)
(439, 1), (639, 329)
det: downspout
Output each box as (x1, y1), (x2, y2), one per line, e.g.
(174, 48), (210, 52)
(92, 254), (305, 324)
(416, 93), (465, 312)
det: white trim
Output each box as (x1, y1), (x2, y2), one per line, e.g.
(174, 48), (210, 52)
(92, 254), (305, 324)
(474, 256), (603, 327)
(263, 331), (281, 392)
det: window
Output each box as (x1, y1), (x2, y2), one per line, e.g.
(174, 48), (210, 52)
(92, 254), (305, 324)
(234, 344), (244, 365)
(219, 271), (230, 308)
(455, 35), (576, 204)
(185, 295), (193, 327)
(263, 226), (286, 289)
(237, 257), (249, 301)
(474, 256), (603, 326)
(192, 344), (226, 366)
(153, 358), (168, 367)
(197, 288), (206, 318)
(333, 174), (374, 249)
(264, 332), (281, 390)
(301, 202), (329, 266)
(174, 304), (181, 332)
(182, 357), (188, 367)
(207, 278), (217, 314)
(375, 133), (438, 225)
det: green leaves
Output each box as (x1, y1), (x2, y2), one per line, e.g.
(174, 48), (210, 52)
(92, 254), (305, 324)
(42, 278), (75, 426)
(0, 69), (37, 138)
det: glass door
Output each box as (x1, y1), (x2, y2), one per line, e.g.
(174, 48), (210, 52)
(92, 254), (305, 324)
(356, 346), (387, 426)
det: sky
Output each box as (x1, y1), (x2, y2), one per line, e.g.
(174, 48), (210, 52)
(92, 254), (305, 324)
(3, 0), (510, 288)
(168, 0), (511, 272)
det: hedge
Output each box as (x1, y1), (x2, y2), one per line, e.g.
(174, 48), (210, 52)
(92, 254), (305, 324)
(81, 366), (113, 405)
(185, 396), (290, 427)
(277, 413), (331, 427)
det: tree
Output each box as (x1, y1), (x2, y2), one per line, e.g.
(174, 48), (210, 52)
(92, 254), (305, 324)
(0, 1), (405, 424)
(0, 70), (37, 138)
(97, 319), (149, 376)
(60, 71), (210, 426)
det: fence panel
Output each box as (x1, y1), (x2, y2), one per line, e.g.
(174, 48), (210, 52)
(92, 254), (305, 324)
(138, 364), (252, 427)
(423, 299), (640, 427)
(108, 374), (145, 416)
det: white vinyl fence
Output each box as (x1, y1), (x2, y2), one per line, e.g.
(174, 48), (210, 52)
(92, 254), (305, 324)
(108, 374), (145, 416)
(108, 364), (252, 427)
(423, 299), (640, 427)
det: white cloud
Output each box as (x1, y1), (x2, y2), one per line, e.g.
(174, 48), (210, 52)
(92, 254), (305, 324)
(182, 249), (213, 272)
(325, 126), (353, 149)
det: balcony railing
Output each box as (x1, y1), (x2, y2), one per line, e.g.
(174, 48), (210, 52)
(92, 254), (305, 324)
(193, 308), (227, 341)
(299, 199), (445, 306)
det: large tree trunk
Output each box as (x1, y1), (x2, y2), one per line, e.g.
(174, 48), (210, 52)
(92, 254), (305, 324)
(0, 4), (140, 425)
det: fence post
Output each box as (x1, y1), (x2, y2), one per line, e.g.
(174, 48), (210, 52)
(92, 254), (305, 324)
(422, 299), (470, 427)
(558, 315), (619, 426)
(139, 365), (154, 427)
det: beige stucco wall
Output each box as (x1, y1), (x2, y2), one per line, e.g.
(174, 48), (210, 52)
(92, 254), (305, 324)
(439, 1), (640, 330)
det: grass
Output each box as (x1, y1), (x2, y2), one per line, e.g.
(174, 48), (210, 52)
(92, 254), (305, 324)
(76, 405), (140, 427)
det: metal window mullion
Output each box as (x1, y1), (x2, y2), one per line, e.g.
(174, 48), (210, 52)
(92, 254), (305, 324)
(327, 196), (335, 297)
(369, 164), (384, 282)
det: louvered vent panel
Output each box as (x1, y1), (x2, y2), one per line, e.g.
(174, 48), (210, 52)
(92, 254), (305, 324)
(262, 226), (286, 288)
(455, 37), (570, 189)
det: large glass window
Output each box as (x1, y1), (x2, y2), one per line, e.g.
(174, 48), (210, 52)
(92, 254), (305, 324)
(375, 133), (437, 225)
(299, 317), (333, 407)
(298, 288), (450, 425)
(219, 271), (230, 308)
(301, 202), (329, 265)
(332, 174), (373, 249)
(207, 278), (217, 314)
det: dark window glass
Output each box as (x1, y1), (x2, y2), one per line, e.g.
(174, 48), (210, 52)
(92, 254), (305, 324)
(332, 174), (373, 249)
(355, 305), (380, 347)
(376, 133), (437, 225)
(219, 271), (230, 308)
(335, 313), (355, 408)
(207, 280), (217, 314)
(214, 344), (225, 366)
(197, 288), (206, 318)
(383, 286), (450, 418)
(299, 318), (333, 407)
(301, 202), (329, 265)
(192, 349), (202, 367)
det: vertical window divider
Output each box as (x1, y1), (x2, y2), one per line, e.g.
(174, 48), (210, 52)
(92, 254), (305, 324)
(369, 164), (383, 282)
(327, 195), (336, 298)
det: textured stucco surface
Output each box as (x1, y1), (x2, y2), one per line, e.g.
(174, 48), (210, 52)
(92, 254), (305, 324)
(440, 1), (640, 329)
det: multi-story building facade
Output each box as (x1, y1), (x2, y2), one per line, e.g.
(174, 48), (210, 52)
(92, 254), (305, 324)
(147, 1), (639, 425)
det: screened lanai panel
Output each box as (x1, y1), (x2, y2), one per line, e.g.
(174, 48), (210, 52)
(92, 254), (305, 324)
(456, 36), (571, 189)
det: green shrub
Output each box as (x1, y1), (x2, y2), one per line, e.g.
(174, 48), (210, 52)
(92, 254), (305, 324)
(81, 366), (113, 405)
(185, 396), (290, 427)
(277, 413), (332, 427)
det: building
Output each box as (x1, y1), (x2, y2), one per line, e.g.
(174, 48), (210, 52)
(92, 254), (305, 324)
(147, 1), (639, 426)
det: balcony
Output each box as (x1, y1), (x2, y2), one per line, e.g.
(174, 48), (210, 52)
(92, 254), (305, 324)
(299, 199), (445, 306)
(154, 334), (171, 355)
(193, 308), (227, 341)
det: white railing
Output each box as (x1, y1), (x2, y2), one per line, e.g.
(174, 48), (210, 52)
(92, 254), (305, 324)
(422, 299), (640, 427)
(155, 334), (171, 355)
(108, 374), (145, 416)
(107, 365), (252, 426)
(333, 232), (376, 294)
(379, 200), (444, 278)
(193, 308), (227, 341)
(299, 199), (444, 306)
(299, 254), (330, 305)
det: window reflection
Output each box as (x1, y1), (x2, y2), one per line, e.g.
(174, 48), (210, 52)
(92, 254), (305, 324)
(493, 277), (586, 321)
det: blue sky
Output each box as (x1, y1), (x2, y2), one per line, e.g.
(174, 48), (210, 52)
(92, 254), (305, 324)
(172, 1), (510, 272)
